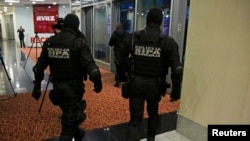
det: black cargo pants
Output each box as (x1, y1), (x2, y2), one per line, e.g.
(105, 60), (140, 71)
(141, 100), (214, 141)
(52, 80), (86, 141)
(126, 75), (164, 140)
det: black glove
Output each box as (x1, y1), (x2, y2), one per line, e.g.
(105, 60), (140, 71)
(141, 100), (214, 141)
(32, 81), (41, 100)
(93, 78), (102, 93)
(170, 84), (181, 102)
(89, 68), (102, 93)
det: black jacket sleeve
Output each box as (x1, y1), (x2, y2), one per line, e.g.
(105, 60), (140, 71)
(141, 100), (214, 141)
(109, 33), (116, 47)
(165, 36), (183, 100)
(167, 37), (183, 82)
(32, 38), (50, 82)
(75, 38), (101, 82)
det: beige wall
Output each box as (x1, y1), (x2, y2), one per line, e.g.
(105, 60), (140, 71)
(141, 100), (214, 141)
(179, 0), (250, 126)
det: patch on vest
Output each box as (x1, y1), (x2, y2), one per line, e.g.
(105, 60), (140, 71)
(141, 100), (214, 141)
(47, 48), (70, 58)
(134, 45), (161, 57)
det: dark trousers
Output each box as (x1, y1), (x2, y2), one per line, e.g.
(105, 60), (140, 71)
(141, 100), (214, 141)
(115, 64), (128, 82)
(19, 38), (25, 48)
(126, 75), (163, 140)
(52, 80), (86, 141)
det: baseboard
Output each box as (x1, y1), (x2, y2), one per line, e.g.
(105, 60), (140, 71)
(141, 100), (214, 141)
(176, 114), (207, 141)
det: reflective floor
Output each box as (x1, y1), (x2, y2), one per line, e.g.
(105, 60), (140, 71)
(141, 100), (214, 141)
(0, 39), (190, 141)
(0, 40), (33, 96)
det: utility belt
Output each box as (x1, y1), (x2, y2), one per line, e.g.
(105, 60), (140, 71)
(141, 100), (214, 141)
(49, 78), (84, 106)
(50, 77), (83, 83)
(59, 100), (87, 124)
(121, 73), (171, 99)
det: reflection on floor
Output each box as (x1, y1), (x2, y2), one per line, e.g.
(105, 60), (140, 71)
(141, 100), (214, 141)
(0, 40), (190, 141)
(44, 111), (182, 141)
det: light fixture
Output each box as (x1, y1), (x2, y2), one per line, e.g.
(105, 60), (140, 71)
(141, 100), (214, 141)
(74, 0), (80, 4)
(4, 7), (7, 12)
(72, 0), (80, 6)
(4, 0), (20, 3)
(30, 0), (45, 1)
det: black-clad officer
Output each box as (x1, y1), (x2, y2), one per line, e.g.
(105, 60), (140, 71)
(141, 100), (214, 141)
(123, 8), (183, 141)
(32, 13), (102, 141)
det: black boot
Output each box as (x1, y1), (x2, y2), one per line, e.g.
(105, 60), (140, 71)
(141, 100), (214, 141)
(74, 128), (85, 141)
(126, 125), (140, 141)
(147, 135), (155, 141)
(59, 135), (73, 141)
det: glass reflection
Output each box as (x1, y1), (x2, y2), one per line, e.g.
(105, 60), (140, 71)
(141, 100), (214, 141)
(93, 1), (111, 63)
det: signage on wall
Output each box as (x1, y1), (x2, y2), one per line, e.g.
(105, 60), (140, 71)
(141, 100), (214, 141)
(30, 37), (49, 44)
(33, 4), (59, 33)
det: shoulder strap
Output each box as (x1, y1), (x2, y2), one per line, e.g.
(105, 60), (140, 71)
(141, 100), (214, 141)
(129, 32), (140, 71)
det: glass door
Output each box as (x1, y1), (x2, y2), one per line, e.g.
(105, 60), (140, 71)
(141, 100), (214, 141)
(120, 1), (135, 34)
(93, 1), (112, 63)
(136, 0), (171, 33)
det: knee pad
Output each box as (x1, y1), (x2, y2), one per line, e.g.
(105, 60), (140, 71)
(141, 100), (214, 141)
(76, 100), (87, 124)
(76, 112), (86, 124)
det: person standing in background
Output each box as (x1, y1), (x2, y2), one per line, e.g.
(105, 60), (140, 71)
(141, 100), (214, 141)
(17, 26), (25, 48)
(109, 22), (129, 87)
(122, 8), (183, 141)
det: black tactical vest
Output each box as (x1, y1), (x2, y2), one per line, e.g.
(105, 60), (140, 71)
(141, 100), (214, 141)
(131, 31), (168, 77)
(46, 36), (84, 81)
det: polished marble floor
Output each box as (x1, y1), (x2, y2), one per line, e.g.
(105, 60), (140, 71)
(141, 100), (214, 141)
(0, 39), (191, 141)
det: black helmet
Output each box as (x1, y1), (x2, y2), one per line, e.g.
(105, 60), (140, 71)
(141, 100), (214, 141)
(63, 14), (80, 32)
(146, 8), (163, 26)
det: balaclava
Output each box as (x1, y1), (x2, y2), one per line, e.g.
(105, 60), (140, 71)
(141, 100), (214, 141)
(63, 14), (80, 32)
(146, 8), (163, 26)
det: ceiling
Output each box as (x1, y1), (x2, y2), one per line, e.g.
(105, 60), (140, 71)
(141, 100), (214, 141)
(0, 0), (71, 13)
(0, 0), (100, 13)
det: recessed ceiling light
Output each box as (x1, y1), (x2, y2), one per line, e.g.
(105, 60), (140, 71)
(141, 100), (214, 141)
(5, 0), (20, 3)
(30, 0), (45, 2)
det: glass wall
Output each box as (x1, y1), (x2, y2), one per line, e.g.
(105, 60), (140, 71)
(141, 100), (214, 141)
(71, 0), (179, 69)
(93, 1), (112, 63)
(119, 1), (135, 34)
(136, 0), (171, 35)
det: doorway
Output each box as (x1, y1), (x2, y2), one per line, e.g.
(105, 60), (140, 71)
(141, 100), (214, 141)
(5, 14), (15, 40)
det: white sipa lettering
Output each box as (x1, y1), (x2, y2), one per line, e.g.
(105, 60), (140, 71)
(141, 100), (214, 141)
(47, 48), (70, 59)
(134, 45), (161, 57)
(36, 16), (55, 21)
(212, 129), (247, 136)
